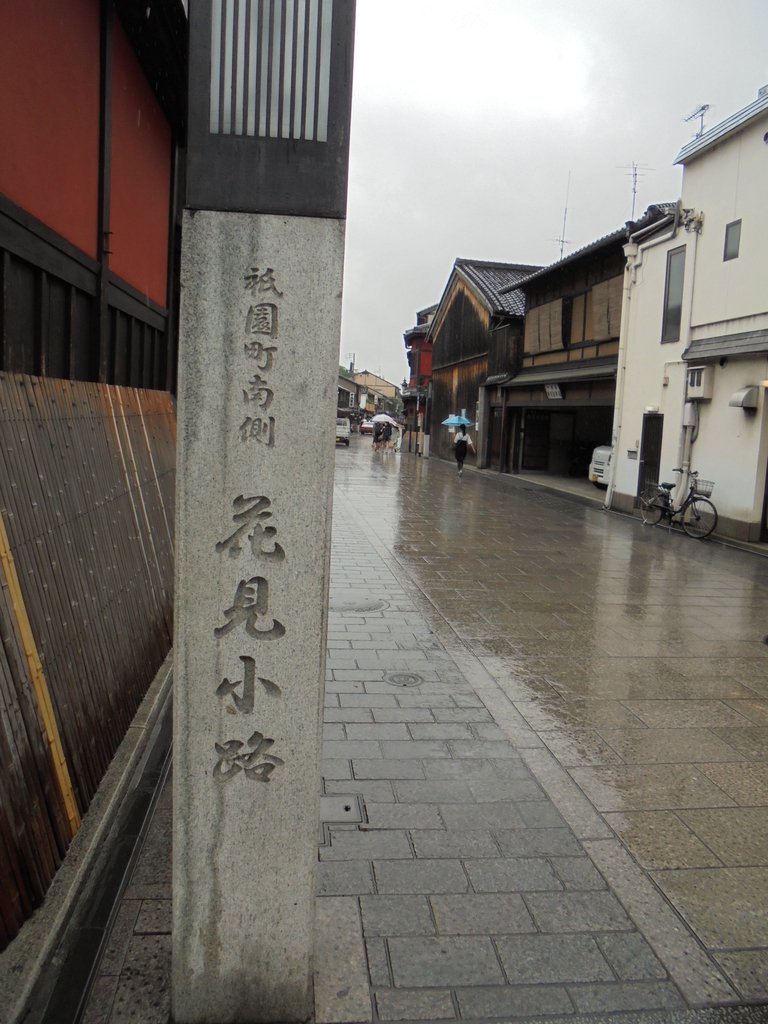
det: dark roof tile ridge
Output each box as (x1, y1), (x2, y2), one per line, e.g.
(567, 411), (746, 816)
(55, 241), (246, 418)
(456, 258), (542, 272)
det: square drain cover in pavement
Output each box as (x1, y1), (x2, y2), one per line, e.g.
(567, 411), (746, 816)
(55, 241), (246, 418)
(318, 795), (364, 846)
(320, 795), (363, 824)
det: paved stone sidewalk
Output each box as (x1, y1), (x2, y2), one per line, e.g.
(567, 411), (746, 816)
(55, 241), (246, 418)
(314, 491), (736, 1023)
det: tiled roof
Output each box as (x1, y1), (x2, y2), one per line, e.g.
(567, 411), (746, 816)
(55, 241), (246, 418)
(509, 204), (677, 290)
(455, 259), (542, 318)
(675, 89), (768, 165)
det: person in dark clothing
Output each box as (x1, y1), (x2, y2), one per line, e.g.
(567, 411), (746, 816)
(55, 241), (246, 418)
(453, 427), (474, 476)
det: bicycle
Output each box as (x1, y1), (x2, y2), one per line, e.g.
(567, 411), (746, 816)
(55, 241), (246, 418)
(639, 470), (718, 539)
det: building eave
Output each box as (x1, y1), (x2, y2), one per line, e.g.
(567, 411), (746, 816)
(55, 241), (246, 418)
(503, 358), (617, 388)
(675, 91), (768, 166)
(683, 329), (768, 362)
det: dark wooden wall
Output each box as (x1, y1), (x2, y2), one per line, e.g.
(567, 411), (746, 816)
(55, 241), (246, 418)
(0, 374), (175, 949)
(431, 358), (488, 463)
(0, 198), (177, 393)
(432, 286), (491, 370)
(487, 321), (522, 378)
(431, 283), (492, 462)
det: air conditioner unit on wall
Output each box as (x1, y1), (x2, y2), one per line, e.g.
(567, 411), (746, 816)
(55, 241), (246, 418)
(687, 365), (714, 400)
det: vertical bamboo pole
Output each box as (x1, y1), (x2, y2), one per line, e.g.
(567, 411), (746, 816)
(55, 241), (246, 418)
(0, 511), (81, 837)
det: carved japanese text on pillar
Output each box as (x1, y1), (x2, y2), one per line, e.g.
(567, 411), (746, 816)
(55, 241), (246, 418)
(213, 492), (286, 779)
(214, 265), (289, 783)
(213, 732), (284, 782)
(216, 495), (286, 561)
(240, 267), (283, 447)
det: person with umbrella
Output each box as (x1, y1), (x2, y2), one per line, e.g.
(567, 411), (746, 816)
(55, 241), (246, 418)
(442, 415), (475, 476)
(371, 413), (399, 453)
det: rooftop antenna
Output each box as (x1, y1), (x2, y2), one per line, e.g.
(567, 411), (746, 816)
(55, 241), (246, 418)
(618, 162), (653, 220)
(684, 103), (710, 138)
(553, 171), (571, 259)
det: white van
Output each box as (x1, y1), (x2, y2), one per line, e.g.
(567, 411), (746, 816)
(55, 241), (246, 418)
(588, 445), (612, 488)
(335, 418), (351, 446)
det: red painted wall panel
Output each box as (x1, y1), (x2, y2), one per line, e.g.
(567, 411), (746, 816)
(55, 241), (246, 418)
(0, 0), (100, 258)
(110, 20), (170, 308)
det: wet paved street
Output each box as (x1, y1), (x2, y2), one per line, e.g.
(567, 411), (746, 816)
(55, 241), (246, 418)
(318, 439), (768, 1020)
(79, 437), (768, 1022)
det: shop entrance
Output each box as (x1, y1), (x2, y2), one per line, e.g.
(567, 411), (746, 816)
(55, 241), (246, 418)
(520, 406), (613, 477)
(637, 413), (664, 499)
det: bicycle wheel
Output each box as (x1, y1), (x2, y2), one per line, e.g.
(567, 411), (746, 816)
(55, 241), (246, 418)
(639, 485), (665, 525)
(681, 498), (718, 539)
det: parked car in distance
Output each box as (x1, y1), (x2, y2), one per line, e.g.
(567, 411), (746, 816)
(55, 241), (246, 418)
(589, 444), (612, 488)
(335, 418), (351, 446)
(359, 419), (374, 435)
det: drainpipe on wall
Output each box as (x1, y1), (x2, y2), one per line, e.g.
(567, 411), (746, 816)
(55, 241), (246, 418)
(604, 241), (638, 509)
(675, 210), (703, 503)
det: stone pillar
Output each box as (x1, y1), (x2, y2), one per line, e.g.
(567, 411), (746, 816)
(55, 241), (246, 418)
(174, 4), (354, 1013)
(173, 212), (344, 1022)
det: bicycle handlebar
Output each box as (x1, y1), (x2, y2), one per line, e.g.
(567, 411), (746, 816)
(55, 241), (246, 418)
(671, 468), (699, 476)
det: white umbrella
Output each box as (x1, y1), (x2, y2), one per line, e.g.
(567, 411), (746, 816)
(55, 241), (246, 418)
(371, 413), (399, 426)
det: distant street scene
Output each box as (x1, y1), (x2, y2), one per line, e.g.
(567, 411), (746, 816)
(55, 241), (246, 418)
(3, 3), (768, 1022)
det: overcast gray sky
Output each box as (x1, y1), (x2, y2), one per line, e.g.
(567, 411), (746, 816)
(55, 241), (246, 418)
(339, 0), (768, 386)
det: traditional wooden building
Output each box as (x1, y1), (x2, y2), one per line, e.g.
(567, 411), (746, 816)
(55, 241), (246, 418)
(429, 259), (540, 464)
(402, 304), (436, 453)
(501, 206), (674, 479)
(0, 0), (184, 952)
(0, 0), (186, 390)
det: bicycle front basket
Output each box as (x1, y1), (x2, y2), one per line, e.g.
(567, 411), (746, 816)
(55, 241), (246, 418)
(694, 479), (715, 497)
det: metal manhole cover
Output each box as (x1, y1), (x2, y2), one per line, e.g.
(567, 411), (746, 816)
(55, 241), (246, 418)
(330, 598), (390, 614)
(385, 672), (423, 688)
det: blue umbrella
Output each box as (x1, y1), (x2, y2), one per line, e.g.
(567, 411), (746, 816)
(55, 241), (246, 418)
(442, 415), (474, 427)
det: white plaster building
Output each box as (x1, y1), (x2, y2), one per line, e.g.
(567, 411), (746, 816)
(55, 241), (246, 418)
(606, 87), (768, 541)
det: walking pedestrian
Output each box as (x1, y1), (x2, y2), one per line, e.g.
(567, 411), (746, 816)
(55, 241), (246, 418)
(453, 426), (474, 476)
